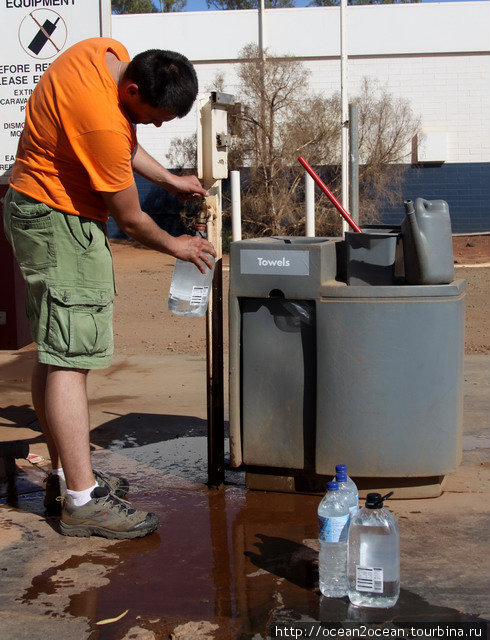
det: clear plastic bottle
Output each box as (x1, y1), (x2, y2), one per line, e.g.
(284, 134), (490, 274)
(335, 470), (358, 520)
(168, 214), (215, 318)
(318, 481), (349, 597)
(333, 464), (359, 513)
(347, 492), (400, 609)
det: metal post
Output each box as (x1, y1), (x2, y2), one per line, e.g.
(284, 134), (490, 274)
(231, 170), (242, 242)
(99, 0), (112, 37)
(340, 0), (349, 235)
(305, 172), (315, 237)
(259, 0), (266, 61)
(258, 0), (267, 166)
(205, 182), (225, 488)
(197, 92), (234, 489)
(349, 103), (359, 225)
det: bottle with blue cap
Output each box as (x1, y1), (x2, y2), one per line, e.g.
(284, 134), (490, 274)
(333, 464), (359, 516)
(317, 480), (349, 597)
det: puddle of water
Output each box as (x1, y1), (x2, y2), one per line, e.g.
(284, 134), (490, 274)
(117, 435), (245, 487)
(15, 486), (485, 640)
(5, 447), (487, 639)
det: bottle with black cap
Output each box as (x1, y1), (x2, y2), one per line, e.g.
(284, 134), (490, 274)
(347, 492), (400, 608)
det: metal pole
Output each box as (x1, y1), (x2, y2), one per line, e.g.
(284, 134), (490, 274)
(259, 0), (266, 61)
(197, 94), (234, 488)
(259, 0), (267, 162)
(305, 172), (315, 237)
(299, 156), (362, 233)
(231, 170), (242, 242)
(99, 0), (112, 37)
(349, 103), (359, 225)
(340, 0), (349, 235)
(206, 183), (225, 488)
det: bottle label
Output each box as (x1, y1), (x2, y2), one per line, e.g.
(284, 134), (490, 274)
(190, 286), (209, 306)
(318, 514), (349, 542)
(355, 566), (384, 593)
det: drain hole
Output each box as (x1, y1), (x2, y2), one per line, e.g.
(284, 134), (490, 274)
(269, 289), (285, 299)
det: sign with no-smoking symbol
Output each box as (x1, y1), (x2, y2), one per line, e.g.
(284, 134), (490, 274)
(19, 10), (67, 60)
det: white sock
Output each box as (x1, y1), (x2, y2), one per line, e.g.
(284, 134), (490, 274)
(51, 468), (66, 494)
(51, 467), (65, 480)
(66, 483), (98, 507)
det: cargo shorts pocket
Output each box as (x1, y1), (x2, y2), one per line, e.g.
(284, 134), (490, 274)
(8, 201), (57, 269)
(45, 286), (114, 357)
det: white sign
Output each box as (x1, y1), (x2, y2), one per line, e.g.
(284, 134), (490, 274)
(0, 0), (111, 184)
(240, 250), (310, 276)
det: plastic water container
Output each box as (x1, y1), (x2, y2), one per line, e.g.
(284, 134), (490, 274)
(168, 256), (214, 317)
(336, 472), (357, 521)
(318, 481), (349, 597)
(334, 465), (359, 518)
(347, 492), (400, 609)
(401, 198), (454, 285)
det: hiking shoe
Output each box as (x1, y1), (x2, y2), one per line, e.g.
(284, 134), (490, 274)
(60, 486), (159, 539)
(44, 470), (130, 515)
(93, 470), (130, 499)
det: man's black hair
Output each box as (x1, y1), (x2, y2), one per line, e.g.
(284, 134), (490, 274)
(124, 50), (198, 118)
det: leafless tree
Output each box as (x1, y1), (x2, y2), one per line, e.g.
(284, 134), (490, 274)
(167, 46), (420, 237)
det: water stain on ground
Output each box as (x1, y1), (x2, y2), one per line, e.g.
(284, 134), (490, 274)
(7, 484), (485, 640)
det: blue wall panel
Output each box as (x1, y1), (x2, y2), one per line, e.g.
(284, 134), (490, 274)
(379, 163), (490, 233)
(107, 162), (490, 238)
(107, 174), (190, 239)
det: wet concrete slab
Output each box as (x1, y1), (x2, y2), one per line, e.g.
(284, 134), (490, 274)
(0, 351), (489, 639)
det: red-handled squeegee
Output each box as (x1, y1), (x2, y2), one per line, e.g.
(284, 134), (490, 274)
(298, 156), (362, 233)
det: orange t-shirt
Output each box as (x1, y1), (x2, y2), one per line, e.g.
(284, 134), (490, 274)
(10, 38), (137, 222)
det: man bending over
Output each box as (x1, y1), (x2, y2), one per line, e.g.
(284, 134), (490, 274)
(3, 38), (215, 539)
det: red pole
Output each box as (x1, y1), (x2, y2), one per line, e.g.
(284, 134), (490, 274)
(298, 156), (362, 233)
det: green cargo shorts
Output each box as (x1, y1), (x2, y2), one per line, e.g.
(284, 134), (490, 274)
(3, 187), (115, 369)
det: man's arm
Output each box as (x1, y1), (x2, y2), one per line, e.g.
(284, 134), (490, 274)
(100, 183), (215, 273)
(132, 145), (207, 201)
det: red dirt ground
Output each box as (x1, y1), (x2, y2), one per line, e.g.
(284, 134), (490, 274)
(111, 235), (490, 356)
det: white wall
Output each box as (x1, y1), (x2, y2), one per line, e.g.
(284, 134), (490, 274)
(111, 2), (490, 168)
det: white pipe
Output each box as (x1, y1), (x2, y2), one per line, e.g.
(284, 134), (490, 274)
(259, 0), (266, 61)
(340, 0), (349, 235)
(305, 173), (315, 237)
(231, 170), (242, 242)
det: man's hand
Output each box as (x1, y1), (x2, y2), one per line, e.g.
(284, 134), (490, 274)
(164, 174), (209, 201)
(101, 184), (215, 273)
(172, 234), (216, 273)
